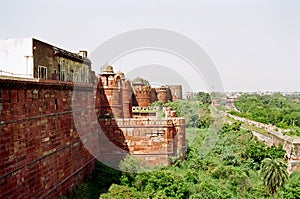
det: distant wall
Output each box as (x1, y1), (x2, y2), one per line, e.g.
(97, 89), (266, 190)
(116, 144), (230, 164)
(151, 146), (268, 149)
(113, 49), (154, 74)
(265, 132), (300, 173)
(227, 114), (300, 173)
(167, 85), (182, 100)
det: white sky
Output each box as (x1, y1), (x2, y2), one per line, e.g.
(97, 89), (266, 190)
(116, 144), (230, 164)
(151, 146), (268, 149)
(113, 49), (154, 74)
(0, 0), (299, 92)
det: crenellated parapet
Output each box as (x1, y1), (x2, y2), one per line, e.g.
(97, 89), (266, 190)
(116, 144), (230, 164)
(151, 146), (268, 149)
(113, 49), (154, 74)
(133, 86), (152, 107)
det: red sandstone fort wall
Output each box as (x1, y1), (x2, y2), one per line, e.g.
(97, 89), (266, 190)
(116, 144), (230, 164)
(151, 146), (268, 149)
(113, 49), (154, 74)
(0, 75), (186, 198)
(99, 118), (186, 167)
(0, 79), (96, 198)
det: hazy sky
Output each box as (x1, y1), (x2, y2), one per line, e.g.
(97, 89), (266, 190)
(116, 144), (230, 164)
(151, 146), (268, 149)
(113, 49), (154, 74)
(0, 0), (299, 92)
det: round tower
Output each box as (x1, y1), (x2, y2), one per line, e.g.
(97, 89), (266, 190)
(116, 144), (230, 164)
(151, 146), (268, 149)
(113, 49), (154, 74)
(98, 64), (123, 118)
(156, 86), (168, 103)
(122, 80), (133, 118)
(132, 77), (152, 107)
(133, 86), (152, 107)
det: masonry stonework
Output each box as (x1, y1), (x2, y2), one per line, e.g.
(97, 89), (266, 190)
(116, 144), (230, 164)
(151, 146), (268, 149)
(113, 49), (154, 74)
(0, 78), (96, 198)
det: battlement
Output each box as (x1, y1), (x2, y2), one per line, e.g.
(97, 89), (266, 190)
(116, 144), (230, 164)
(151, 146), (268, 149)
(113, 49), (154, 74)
(133, 85), (152, 94)
(100, 117), (185, 127)
(132, 106), (160, 112)
(155, 86), (167, 92)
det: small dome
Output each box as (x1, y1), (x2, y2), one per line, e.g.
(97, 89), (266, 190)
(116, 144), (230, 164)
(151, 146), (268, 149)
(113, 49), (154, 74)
(100, 63), (115, 74)
(105, 65), (114, 73)
(116, 70), (125, 78)
(133, 77), (144, 84)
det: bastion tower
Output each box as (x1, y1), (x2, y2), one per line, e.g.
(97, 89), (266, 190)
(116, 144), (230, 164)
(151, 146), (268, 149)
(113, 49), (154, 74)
(132, 77), (152, 107)
(98, 64), (132, 118)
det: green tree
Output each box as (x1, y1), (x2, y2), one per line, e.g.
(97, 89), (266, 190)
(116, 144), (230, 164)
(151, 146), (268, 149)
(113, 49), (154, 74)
(260, 158), (289, 199)
(99, 184), (145, 199)
(283, 171), (300, 199)
(195, 92), (211, 104)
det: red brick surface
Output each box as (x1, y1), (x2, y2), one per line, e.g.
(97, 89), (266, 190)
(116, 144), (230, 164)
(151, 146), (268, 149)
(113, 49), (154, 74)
(0, 80), (96, 199)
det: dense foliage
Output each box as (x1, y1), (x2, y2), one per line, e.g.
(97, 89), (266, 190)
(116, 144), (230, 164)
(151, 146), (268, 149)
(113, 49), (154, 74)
(232, 93), (300, 136)
(163, 92), (212, 128)
(283, 171), (300, 199)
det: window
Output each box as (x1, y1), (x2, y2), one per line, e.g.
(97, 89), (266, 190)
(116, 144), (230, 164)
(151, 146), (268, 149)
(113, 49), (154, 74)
(60, 64), (65, 81)
(81, 66), (85, 82)
(38, 66), (47, 79)
(58, 63), (66, 81)
(60, 71), (65, 81)
(69, 70), (74, 82)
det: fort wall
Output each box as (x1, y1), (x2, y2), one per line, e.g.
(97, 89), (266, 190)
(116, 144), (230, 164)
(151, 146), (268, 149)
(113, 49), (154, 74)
(99, 118), (186, 167)
(0, 79), (96, 198)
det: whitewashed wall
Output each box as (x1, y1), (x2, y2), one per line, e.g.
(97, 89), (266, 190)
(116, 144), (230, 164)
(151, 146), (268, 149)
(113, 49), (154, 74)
(0, 38), (33, 78)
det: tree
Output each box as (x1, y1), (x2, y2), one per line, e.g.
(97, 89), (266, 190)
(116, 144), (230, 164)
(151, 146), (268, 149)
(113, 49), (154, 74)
(283, 171), (300, 199)
(195, 92), (211, 104)
(99, 184), (145, 199)
(260, 158), (289, 199)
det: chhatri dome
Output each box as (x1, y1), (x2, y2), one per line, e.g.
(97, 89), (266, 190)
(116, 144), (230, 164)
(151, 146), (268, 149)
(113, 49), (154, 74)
(116, 70), (125, 78)
(100, 63), (115, 75)
(132, 76), (145, 86)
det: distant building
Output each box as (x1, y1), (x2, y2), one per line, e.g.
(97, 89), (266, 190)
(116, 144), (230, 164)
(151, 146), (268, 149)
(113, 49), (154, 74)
(185, 92), (197, 99)
(0, 38), (94, 83)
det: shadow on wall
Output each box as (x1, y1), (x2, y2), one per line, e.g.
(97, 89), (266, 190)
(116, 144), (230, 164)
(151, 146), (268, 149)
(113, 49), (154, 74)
(95, 78), (130, 170)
